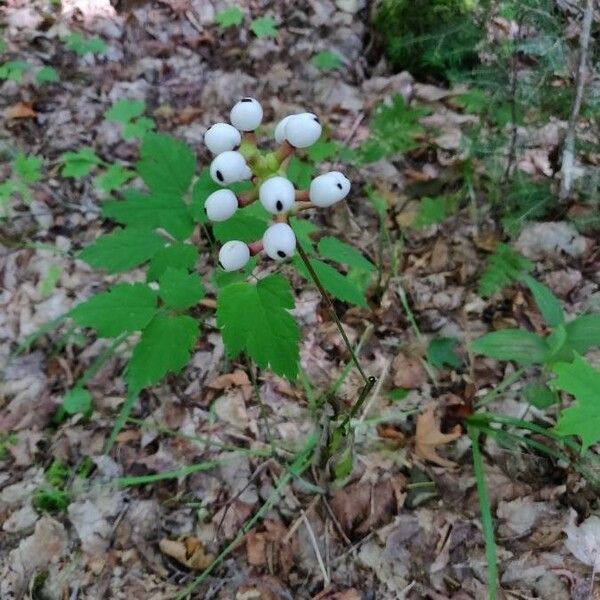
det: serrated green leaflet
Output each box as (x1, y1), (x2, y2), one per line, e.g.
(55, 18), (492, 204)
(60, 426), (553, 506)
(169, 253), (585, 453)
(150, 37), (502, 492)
(311, 50), (343, 71)
(471, 329), (549, 365)
(60, 147), (102, 178)
(479, 243), (533, 298)
(552, 354), (600, 450)
(317, 236), (375, 272)
(105, 99), (145, 123)
(137, 133), (196, 196)
(36, 66), (59, 84)
(14, 153), (42, 183)
(289, 217), (318, 251)
(250, 17), (278, 38)
(94, 164), (135, 194)
(70, 283), (157, 337)
(62, 387), (92, 415)
(217, 274), (299, 379)
(286, 157), (314, 189)
(127, 314), (199, 393)
(158, 268), (204, 310)
(215, 6), (244, 28)
(79, 228), (166, 273)
(191, 169), (222, 223)
(213, 207), (268, 243)
(102, 189), (194, 240)
(147, 242), (198, 281)
(294, 257), (367, 307)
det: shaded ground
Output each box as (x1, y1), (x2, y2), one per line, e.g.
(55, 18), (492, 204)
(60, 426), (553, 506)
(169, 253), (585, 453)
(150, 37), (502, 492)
(1, 1), (599, 599)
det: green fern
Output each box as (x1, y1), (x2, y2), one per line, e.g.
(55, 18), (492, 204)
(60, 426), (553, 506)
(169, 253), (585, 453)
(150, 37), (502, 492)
(479, 243), (533, 298)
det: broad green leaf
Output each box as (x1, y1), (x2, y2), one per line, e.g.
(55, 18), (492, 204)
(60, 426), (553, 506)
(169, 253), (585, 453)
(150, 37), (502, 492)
(289, 217), (319, 252)
(307, 139), (339, 162)
(479, 243), (533, 298)
(427, 337), (461, 369)
(14, 153), (42, 183)
(94, 164), (135, 194)
(127, 315), (199, 393)
(62, 387), (92, 415)
(470, 329), (549, 365)
(217, 274), (299, 379)
(413, 197), (448, 228)
(79, 228), (166, 273)
(158, 268), (204, 310)
(60, 147), (102, 178)
(286, 157), (314, 189)
(70, 282), (157, 337)
(311, 50), (343, 71)
(522, 383), (557, 409)
(317, 236), (375, 272)
(215, 6), (244, 28)
(213, 207), (268, 243)
(552, 354), (600, 450)
(147, 242), (198, 281)
(105, 99), (145, 123)
(294, 257), (367, 307)
(122, 116), (155, 140)
(0, 60), (27, 82)
(250, 17), (278, 38)
(36, 66), (60, 83)
(564, 314), (600, 355)
(190, 169), (221, 222)
(137, 133), (196, 196)
(102, 189), (194, 240)
(520, 274), (564, 328)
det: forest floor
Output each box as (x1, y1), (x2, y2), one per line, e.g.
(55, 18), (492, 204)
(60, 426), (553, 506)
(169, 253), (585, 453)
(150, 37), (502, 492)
(1, 1), (599, 599)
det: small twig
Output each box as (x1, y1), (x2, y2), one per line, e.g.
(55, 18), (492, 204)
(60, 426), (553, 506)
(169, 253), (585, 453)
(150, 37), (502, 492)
(559, 0), (595, 201)
(301, 510), (330, 585)
(274, 140), (294, 163)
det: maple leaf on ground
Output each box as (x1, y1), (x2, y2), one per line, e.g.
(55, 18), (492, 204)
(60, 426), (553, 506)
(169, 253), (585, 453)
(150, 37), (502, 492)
(414, 404), (462, 468)
(552, 354), (600, 450)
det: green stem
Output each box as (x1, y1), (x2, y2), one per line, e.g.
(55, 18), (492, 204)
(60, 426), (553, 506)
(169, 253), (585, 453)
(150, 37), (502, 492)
(295, 242), (369, 384)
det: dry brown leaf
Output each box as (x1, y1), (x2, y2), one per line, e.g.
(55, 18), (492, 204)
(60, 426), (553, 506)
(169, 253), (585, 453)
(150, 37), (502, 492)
(4, 102), (36, 119)
(245, 520), (296, 576)
(414, 404), (462, 468)
(159, 536), (214, 570)
(312, 588), (362, 600)
(392, 352), (425, 389)
(208, 369), (250, 389)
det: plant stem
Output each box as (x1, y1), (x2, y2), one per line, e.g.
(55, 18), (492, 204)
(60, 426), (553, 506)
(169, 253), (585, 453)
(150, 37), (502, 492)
(295, 242), (370, 384)
(559, 0), (594, 201)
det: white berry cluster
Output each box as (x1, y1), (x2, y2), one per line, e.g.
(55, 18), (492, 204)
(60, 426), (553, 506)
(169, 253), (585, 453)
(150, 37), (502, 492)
(203, 98), (351, 272)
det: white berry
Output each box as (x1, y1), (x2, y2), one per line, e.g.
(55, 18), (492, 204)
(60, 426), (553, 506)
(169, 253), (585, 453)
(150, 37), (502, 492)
(309, 171), (351, 207)
(210, 151), (252, 185)
(205, 189), (238, 222)
(263, 223), (296, 261)
(274, 115), (294, 144)
(230, 97), (263, 132)
(259, 176), (295, 214)
(204, 123), (241, 155)
(285, 113), (322, 148)
(218, 240), (250, 271)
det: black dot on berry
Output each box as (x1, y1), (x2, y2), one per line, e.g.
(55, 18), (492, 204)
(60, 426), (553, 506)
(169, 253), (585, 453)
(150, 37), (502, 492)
(203, 206), (207, 214)
(313, 116), (320, 122)
(336, 182), (343, 190)
(241, 98), (252, 102)
(275, 200), (283, 211)
(216, 170), (224, 182)
(277, 250), (286, 258)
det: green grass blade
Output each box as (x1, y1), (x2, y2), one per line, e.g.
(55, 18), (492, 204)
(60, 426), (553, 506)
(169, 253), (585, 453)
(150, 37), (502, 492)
(105, 389), (137, 453)
(468, 425), (498, 600)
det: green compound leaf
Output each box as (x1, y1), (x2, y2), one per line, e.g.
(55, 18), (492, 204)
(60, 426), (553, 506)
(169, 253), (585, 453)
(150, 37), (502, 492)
(289, 217), (319, 252)
(215, 6), (245, 28)
(471, 329), (549, 366)
(126, 314), (199, 394)
(64, 33), (106, 56)
(105, 99), (145, 123)
(36, 66), (60, 84)
(217, 274), (300, 379)
(69, 283), (157, 338)
(94, 164), (135, 194)
(213, 203), (269, 243)
(102, 189), (194, 240)
(317, 236), (375, 272)
(307, 139), (339, 162)
(79, 228), (166, 273)
(60, 147), (103, 178)
(250, 17), (278, 38)
(137, 133), (196, 197)
(552, 354), (600, 450)
(14, 153), (42, 183)
(413, 196), (450, 228)
(294, 257), (367, 307)
(62, 387), (92, 416)
(479, 243), (533, 298)
(0, 60), (28, 82)
(158, 267), (204, 310)
(147, 242), (198, 282)
(123, 117), (155, 140)
(311, 50), (343, 71)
